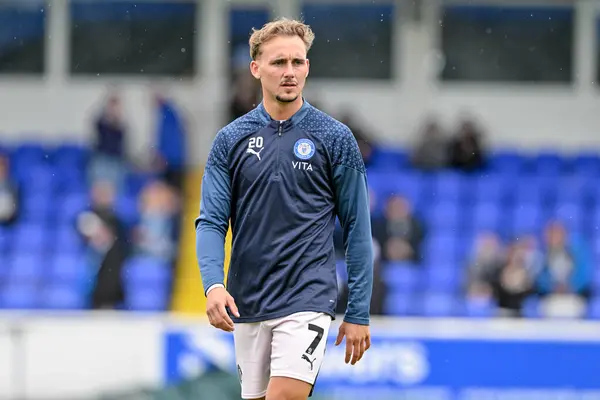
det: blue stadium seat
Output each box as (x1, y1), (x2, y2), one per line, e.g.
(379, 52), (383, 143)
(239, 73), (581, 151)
(522, 297), (542, 318)
(426, 201), (461, 230)
(122, 256), (171, 287)
(510, 203), (543, 236)
(419, 293), (460, 317)
(49, 253), (88, 284)
(16, 164), (57, 194)
(431, 172), (466, 203)
(9, 254), (44, 281)
(368, 148), (407, 171)
(52, 144), (89, 169)
(382, 262), (421, 293)
(423, 234), (460, 267)
(473, 174), (508, 204)
(586, 297), (600, 320)
(22, 193), (54, 222)
(470, 202), (503, 232)
(464, 297), (497, 318)
(57, 193), (89, 223)
(125, 287), (169, 311)
(55, 225), (84, 253)
(0, 282), (38, 309)
(551, 202), (584, 232)
(488, 150), (525, 173)
(13, 223), (48, 253)
(571, 153), (600, 177)
(384, 292), (414, 316)
(531, 151), (565, 175)
(42, 284), (86, 310)
(424, 266), (462, 293)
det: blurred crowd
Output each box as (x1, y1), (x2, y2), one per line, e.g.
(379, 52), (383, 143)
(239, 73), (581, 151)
(0, 90), (187, 310)
(331, 114), (595, 319)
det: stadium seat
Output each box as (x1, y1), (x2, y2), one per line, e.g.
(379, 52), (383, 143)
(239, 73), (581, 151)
(13, 224), (48, 254)
(49, 253), (88, 285)
(425, 201), (462, 230)
(384, 292), (414, 316)
(0, 282), (38, 309)
(586, 297), (600, 320)
(488, 150), (525, 173)
(382, 262), (422, 293)
(473, 174), (509, 204)
(125, 287), (170, 311)
(122, 256), (171, 287)
(470, 202), (503, 233)
(423, 266), (462, 293)
(464, 297), (497, 318)
(521, 297), (542, 318)
(8, 254), (44, 281)
(430, 172), (466, 203)
(368, 148), (407, 171)
(531, 151), (565, 175)
(419, 293), (460, 317)
(42, 284), (86, 310)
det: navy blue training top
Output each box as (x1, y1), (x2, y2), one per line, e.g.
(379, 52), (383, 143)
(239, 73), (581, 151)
(195, 100), (373, 325)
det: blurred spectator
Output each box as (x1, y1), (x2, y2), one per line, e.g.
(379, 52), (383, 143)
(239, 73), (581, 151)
(466, 232), (505, 299)
(491, 241), (536, 317)
(89, 92), (128, 192)
(0, 154), (19, 226)
(536, 222), (592, 318)
(133, 181), (180, 265)
(152, 93), (187, 193)
(449, 118), (486, 171)
(76, 180), (128, 309)
(372, 195), (424, 263)
(229, 73), (261, 122)
(411, 117), (448, 170)
(339, 110), (374, 166)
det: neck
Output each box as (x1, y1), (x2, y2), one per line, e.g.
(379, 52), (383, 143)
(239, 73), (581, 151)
(263, 93), (303, 121)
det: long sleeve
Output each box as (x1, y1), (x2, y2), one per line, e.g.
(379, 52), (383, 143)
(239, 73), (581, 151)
(195, 132), (231, 295)
(332, 132), (374, 326)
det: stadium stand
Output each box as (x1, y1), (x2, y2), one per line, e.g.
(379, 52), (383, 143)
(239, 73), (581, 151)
(0, 142), (174, 312)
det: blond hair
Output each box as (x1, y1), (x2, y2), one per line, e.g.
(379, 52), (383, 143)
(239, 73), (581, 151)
(249, 17), (315, 60)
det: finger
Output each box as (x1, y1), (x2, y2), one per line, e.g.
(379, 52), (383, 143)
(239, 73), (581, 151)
(345, 338), (353, 364)
(335, 328), (344, 346)
(365, 335), (371, 351)
(351, 339), (361, 365)
(216, 321), (234, 332)
(219, 305), (235, 331)
(227, 296), (240, 318)
(355, 339), (366, 364)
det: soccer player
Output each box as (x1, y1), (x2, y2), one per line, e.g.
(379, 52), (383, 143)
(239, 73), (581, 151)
(196, 17), (373, 400)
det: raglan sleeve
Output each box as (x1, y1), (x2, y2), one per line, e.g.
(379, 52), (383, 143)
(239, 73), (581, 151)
(331, 126), (374, 325)
(195, 130), (232, 295)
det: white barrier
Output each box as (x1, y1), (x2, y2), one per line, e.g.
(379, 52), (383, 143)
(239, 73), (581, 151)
(1, 311), (600, 400)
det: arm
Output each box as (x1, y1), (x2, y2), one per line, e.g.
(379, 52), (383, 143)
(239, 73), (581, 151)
(333, 135), (374, 326)
(195, 132), (231, 295)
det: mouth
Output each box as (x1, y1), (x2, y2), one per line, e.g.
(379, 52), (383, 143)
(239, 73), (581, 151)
(280, 82), (297, 88)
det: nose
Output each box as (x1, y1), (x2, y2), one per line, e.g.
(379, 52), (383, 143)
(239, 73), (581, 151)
(283, 61), (295, 77)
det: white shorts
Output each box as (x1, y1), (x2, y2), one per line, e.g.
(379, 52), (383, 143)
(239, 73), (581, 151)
(233, 311), (332, 399)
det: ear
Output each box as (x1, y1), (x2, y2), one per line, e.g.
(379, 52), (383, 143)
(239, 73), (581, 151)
(250, 60), (261, 80)
(305, 59), (310, 78)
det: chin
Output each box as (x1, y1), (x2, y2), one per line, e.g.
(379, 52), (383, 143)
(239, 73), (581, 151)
(275, 93), (299, 103)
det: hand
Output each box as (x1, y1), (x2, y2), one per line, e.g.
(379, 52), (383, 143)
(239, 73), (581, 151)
(206, 287), (240, 332)
(335, 321), (371, 365)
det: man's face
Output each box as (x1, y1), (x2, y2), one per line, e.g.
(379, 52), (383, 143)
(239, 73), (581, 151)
(250, 35), (309, 104)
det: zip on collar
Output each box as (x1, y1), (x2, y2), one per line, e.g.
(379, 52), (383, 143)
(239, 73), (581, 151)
(257, 98), (312, 127)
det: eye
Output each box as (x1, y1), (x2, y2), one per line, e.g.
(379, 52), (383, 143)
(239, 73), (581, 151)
(293, 59), (305, 65)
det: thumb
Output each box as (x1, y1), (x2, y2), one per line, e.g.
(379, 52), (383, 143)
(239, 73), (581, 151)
(335, 326), (344, 346)
(227, 295), (240, 318)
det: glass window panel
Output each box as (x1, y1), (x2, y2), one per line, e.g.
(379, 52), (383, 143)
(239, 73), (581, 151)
(441, 5), (574, 83)
(70, 1), (197, 77)
(0, 0), (46, 75)
(300, 3), (394, 80)
(229, 7), (269, 74)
